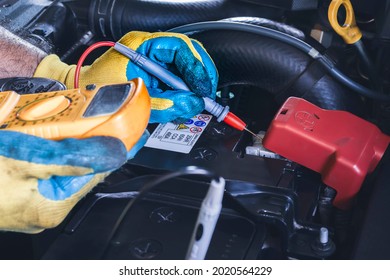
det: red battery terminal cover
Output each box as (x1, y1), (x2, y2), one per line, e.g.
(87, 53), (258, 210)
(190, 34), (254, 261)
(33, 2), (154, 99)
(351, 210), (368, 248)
(263, 97), (390, 210)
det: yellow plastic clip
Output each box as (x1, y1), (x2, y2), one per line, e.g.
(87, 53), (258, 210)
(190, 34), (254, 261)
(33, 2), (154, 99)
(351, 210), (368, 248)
(328, 0), (362, 44)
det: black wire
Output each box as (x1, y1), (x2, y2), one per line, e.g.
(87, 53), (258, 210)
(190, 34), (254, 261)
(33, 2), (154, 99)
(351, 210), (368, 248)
(100, 166), (218, 259)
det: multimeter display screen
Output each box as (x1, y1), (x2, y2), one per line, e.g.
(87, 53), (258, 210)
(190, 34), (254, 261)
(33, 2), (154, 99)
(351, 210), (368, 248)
(83, 84), (131, 118)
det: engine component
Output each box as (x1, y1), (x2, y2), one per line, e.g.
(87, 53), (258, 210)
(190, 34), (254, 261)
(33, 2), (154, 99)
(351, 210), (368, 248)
(88, 0), (284, 40)
(187, 20), (367, 115)
(328, 0), (381, 90)
(245, 131), (284, 159)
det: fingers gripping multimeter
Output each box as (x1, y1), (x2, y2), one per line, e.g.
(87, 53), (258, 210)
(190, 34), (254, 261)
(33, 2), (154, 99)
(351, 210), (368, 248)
(0, 78), (151, 151)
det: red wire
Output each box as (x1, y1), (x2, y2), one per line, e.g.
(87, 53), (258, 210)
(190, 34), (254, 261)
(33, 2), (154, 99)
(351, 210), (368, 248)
(74, 41), (116, 89)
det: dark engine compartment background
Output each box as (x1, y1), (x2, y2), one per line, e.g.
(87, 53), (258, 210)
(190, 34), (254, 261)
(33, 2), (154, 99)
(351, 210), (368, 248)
(0, 0), (390, 260)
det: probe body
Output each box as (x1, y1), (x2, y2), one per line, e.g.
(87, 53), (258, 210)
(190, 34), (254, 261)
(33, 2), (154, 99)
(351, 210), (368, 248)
(114, 42), (255, 135)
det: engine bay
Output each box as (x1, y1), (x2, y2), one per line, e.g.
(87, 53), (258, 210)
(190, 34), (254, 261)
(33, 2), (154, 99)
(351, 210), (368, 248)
(0, 0), (389, 260)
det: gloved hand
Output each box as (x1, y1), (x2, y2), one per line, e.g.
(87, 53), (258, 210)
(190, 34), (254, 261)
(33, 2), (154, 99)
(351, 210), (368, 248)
(0, 130), (148, 233)
(34, 31), (219, 123)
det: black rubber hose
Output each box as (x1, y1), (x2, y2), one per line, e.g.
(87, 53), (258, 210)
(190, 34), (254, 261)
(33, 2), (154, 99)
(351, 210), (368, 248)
(170, 21), (390, 102)
(190, 29), (365, 115)
(88, 0), (283, 40)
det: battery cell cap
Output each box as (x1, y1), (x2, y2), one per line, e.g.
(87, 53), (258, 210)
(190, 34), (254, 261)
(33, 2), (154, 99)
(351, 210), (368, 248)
(263, 97), (390, 210)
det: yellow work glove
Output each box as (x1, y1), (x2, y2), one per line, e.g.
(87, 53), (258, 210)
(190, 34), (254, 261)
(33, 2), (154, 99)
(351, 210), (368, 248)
(0, 130), (148, 233)
(34, 31), (218, 123)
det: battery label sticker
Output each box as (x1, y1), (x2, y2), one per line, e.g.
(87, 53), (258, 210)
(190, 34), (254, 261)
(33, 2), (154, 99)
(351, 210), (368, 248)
(145, 114), (212, 153)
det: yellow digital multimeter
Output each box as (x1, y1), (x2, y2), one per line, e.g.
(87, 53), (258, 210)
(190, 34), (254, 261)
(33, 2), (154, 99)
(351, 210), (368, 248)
(0, 78), (151, 151)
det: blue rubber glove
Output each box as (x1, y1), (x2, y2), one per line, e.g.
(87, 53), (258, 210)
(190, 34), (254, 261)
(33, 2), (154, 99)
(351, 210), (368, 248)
(0, 130), (148, 233)
(34, 31), (219, 124)
(123, 31), (219, 123)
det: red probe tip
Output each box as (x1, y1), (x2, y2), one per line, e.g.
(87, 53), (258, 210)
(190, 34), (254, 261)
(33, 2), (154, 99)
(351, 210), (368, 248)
(223, 112), (246, 131)
(224, 112), (261, 141)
